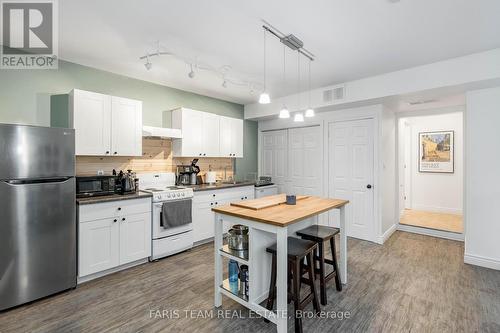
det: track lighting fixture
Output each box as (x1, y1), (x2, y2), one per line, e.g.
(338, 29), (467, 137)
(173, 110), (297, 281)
(188, 64), (195, 79)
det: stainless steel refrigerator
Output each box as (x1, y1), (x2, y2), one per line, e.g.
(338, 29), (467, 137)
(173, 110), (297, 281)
(0, 124), (76, 311)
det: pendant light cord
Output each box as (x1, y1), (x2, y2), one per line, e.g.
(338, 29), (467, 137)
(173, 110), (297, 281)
(263, 29), (266, 92)
(283, 45), (286, 107)
(297, 50), (300, 109)
(308, 59), (312, 108)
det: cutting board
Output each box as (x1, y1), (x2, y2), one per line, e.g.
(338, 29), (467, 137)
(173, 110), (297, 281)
(230, 194), (309, 210)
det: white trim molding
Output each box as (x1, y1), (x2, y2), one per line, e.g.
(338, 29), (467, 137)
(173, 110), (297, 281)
(378, 224), (397, 244)
(397, 224), (464, 241)
(464, 253), (500, 271)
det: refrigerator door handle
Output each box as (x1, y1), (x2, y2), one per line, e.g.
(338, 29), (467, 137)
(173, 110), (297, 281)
(4, 177), (73, 185)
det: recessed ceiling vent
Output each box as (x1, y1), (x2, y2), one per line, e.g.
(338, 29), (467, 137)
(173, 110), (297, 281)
(323, 85), (345, 103)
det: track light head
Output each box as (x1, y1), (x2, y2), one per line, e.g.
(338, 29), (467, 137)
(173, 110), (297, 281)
(222, 80), (227, 88)
(188, 64), (195, 78)
(144, 62), (152, 71)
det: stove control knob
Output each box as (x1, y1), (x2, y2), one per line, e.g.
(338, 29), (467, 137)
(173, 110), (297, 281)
(156, 195), (161, 200)
(167, 193), (171, 198)
(181, 192), (185, 197)
(177, 193), (181, 197)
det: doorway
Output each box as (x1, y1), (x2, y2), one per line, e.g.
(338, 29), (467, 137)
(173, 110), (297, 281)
(397, 110), (464, 236)
(328, 118), (375, 242)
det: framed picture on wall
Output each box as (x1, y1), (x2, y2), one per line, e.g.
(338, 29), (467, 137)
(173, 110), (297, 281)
(419, 131), (454, 173)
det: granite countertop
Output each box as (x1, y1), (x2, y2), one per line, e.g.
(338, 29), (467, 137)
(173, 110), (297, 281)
(185, 181), (255, 192)
(76, 191), (152, 205)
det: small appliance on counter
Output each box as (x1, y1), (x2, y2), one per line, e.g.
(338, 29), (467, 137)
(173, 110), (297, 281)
(254, 176), (278, 198)
(255, 176), (274, 187)
(76, 175), (116, 198)
(176, 159), (200, 185)
(115, 169), (137, 194)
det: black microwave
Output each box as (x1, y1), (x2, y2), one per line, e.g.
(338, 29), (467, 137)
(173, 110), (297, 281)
(76, 176), (116, 198)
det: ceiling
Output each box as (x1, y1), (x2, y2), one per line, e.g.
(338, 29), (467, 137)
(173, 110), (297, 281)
(59, 0), (500, 105)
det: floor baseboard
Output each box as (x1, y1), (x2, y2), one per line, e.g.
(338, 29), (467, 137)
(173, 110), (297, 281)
(397, 224), (464, 241)
(464, 253), (500, 271)
(378, 224), (397, 244)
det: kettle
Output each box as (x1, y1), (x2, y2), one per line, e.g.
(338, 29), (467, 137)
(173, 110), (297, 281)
(227, 225), (249, 251)
(117, 169), (136, 194)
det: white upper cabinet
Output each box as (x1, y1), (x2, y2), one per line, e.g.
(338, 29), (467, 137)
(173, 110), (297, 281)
(111, 96), (142, 156)
(71, 90), (112, 156)
(220, 116), (243, 158)
(202, 112), (220, 157)
(69, 89), (142, 156)
(172, 108), (243, 158)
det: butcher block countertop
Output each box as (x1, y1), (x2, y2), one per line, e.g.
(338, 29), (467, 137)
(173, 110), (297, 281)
(212, 195), (349, 227)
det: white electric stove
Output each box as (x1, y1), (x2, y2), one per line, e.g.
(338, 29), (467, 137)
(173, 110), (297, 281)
(139, 173), (194, 260)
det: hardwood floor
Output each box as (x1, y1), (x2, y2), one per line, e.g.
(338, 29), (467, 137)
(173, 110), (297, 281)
(1, 231), (499, 333)
(400, 209), (463, 233)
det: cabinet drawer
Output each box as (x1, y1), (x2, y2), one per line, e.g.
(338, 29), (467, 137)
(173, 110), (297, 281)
(79, 198), (151, 222)
(193, 186), (255, 203)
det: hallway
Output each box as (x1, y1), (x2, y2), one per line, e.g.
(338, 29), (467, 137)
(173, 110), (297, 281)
(400, 209), (463, 233)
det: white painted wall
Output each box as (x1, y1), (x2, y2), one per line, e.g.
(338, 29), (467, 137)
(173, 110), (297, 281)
(380, 106), (397, 238)
(245, 48), (500, 120)
(465, 87), (500, 270)
(400, 109), (464, 215)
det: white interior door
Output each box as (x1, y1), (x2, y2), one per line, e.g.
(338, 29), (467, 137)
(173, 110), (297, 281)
(328, 119), (375, 241)
(261, 130), (288, 193)
(287, 126), (323, 196)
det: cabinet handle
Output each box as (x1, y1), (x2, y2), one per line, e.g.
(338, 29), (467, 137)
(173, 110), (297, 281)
(122, 217), (126, 221)
(212, 194), (216, 197)
(245, 196), (247, 199)
(113, 219), (117, 223)
(215, 202), (218, 205)
(117, 207), (121, 211)
(199, 153), (202, 156)
(203, 153), (206, 156)
(210, 203), (213, 206)
(105, 151), (110, 155)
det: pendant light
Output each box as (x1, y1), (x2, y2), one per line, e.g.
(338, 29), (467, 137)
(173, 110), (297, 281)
(294, 50), (304, 122)
(279, 45), (290, 118)
(305, 58), (315, 117)
(259, 29), (271, 104)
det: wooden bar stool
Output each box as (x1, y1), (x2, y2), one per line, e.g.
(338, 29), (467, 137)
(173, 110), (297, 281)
(265, 237), (321, 333)
(296, 225), (342, 306)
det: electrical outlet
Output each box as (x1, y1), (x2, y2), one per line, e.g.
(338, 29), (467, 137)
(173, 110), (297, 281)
(97, 170), (104, 176)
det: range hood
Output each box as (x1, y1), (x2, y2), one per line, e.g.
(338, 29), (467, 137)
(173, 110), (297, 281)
(142, 126), (182, 139)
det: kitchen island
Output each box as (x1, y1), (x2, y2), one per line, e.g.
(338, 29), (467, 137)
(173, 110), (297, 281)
(212, 195), (349, 333)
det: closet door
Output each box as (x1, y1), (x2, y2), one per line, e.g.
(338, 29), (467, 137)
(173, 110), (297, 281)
(287, 126), (323, 196)
(328, 119), (375, 241)
(261, 130), (288, 193)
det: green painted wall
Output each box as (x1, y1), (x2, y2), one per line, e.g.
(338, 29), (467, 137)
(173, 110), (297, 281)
(0, 60), (258, 179)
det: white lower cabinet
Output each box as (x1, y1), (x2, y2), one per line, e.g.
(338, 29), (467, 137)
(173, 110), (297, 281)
(79, 217), (120, 277)
(78, 198), (152, 280)
(192, 186), (254, 244)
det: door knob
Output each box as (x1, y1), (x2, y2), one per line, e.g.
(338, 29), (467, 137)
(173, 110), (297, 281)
(367, 184), (372, 189)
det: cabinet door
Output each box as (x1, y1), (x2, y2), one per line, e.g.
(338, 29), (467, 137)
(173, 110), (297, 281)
(231, 118), (244, 158)
(72, 90), (111, 156)
(192, 201), (215, 242)
(181, 108), (204, 157)
(219, 116), (233, 157)
(111, 96), (142, 156)
(79, 218), (119, 277)
(202, 112), (220, 157)
(119, 212), (151, 265)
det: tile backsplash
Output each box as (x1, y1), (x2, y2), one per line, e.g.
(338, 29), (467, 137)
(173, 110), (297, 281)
(76, 138), (233, 181)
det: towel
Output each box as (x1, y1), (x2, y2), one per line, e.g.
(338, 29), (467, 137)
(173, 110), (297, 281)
(161, 199), (192, 229)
